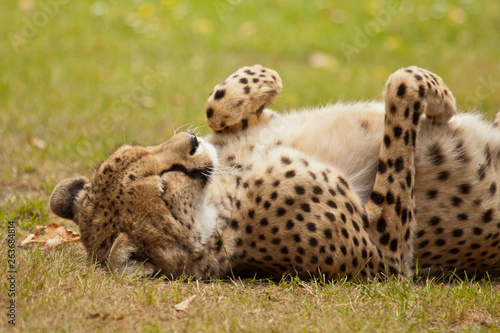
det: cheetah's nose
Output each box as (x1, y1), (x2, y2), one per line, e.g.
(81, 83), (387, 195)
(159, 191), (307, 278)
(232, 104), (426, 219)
(184, 131), (199, 156)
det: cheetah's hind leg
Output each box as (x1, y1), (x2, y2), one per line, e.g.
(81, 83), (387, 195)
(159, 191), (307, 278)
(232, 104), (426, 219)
(364, 66), (457, 277)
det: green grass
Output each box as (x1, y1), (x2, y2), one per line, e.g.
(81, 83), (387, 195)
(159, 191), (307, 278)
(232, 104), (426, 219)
(1, 239), (499, 332)
(1, 0), (500, 331)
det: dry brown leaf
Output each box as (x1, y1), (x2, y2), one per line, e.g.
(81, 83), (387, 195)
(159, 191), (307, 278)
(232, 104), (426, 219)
(173, 295), (196, 311)
(20, 223), (80, 248)
(27, 136), (47, 150)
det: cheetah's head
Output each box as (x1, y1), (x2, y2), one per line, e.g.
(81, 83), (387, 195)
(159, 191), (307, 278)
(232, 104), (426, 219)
(50, 131), (218, 277)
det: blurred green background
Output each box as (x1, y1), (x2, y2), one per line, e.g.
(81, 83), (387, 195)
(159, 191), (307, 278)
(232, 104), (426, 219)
(1, 0), (499, 196)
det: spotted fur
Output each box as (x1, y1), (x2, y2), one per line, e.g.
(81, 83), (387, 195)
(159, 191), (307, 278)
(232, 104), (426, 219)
(51, 66), (500, 279)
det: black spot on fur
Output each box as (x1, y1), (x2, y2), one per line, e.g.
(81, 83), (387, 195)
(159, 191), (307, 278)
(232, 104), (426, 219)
(435, 239), (446, 247)
(324, 229), (333, 239)
(413, 102), (420, 121)
(377, 217), (387, 233)
(458, 184), (471, 195)
(482, 209), (493, 223)
(437, 171), (449, 181)
(345, 203), (354, 214)
(241, 118), (248, 130)
(401, 208), (408, 225)
(370, 191), (385, 206)
(489, 183), (497, 196)
(390, 239), (398, 252)
(395, 197), (401, 216)
(404, 131), (410, 145)
(384, 135), (391, 148)
(214, 90), (226, 100)
(393, 126), (403, 138)
(313, 186), (323, 195)
(379, 233), (390, 245)
(405, 171), (412, 187)
(378, 160), (387, 174)
(427, 190), (438, 199)
(206, 107), (214, 118)
(395, 157), (404, 173)
(294, 185), (305, 195)
(256, 104), (265, 115)
(428, 216), (441, 226)
(427, 144), (444, 165)
(301, 203), (311, 212)
(277, 207), (287, 216)
(341, 228), (349, 239)
(418, 85), (425, 97)
(230, 220), (239, 229)
(397, 83), (406, 97)
(451, 196), (462, 207)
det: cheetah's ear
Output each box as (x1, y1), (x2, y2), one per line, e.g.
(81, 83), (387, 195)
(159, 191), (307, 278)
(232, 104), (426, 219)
(50, 176), (89, 220)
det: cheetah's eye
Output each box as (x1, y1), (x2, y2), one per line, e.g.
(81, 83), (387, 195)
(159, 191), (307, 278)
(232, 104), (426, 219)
(158, 179), (167, 194)
(159, 169), (170, 177)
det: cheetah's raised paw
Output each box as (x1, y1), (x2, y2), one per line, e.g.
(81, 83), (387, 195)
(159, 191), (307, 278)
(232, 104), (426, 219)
(386, 66), (457, 125)
(206, 65), (282, 133)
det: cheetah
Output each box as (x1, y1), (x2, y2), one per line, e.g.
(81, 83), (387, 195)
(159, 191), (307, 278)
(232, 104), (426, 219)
(50, 65), (500, 279)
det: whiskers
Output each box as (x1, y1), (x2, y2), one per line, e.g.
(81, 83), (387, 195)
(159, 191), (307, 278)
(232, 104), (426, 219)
(172, 123), (208, 137)
(173, 123), (193, 135)
(187, 124), (208, 137)
(201, 164), (243, 188)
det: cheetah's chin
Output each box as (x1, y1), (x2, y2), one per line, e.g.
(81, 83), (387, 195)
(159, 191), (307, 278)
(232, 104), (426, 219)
(196, 138), (219, 169)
